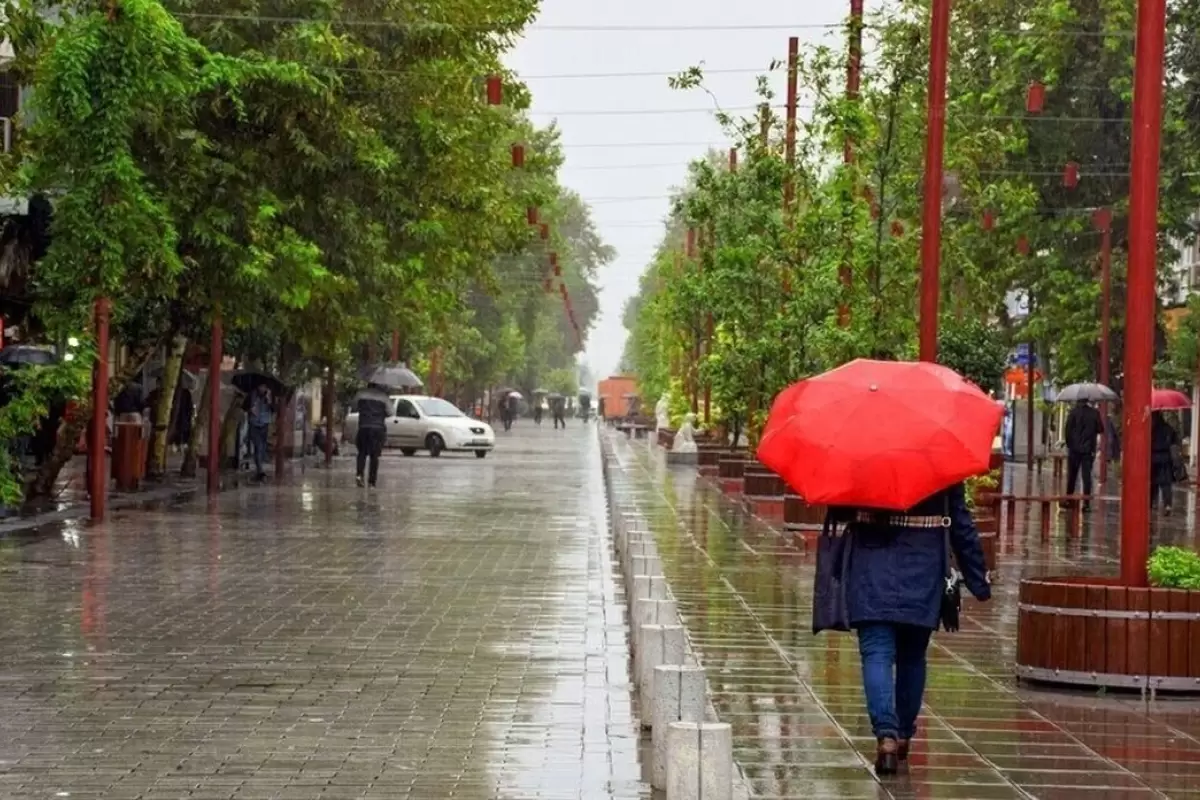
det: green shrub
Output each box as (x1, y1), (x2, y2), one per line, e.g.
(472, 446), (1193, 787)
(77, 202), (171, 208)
(1148, 546), (1200, 590)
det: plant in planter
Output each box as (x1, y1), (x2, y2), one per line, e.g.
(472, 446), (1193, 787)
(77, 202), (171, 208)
(964, 470), (1000, 513)
(1148, 546), (1200, 589)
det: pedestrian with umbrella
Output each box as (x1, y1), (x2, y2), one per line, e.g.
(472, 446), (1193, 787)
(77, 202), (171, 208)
(1057, 384), (1113, 511)
(352, 385), (390, 488)
(532, 389), (547, 426)
(1151, 388), (1189, 515)
(758, 360), (993, 776)
(548, 393), (566, 429)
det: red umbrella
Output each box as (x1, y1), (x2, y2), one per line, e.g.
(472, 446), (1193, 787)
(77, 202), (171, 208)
(1151, 388), (1191, 410)
(756, 359), (1003, 511)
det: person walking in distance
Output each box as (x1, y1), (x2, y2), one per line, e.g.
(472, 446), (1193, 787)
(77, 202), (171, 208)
(1151, 411), (1180, 515)
(1064, 399), (1103, 511)
(552, 395), (567, 430)
(354, 386), (390, 488)
(246, 384), (275, 482)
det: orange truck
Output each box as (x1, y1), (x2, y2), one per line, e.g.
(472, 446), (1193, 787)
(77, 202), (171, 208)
(597, 375), (638, 419)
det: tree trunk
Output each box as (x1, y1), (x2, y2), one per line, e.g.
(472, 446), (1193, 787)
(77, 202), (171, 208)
(219, 391), (243, 468)
(148, 335), (186, 479)
(26, 340), (159, 500)
(180, 371), (208, 478)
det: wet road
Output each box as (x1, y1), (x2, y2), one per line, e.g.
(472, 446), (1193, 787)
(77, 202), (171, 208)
(607, 433), (1200, 800)
(0, 425), (646, 799)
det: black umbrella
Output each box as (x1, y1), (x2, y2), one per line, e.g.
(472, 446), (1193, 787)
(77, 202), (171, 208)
(0, 345), (57, 367)
(232, 370), (286, 396)
(547, 392), (564, 401)
(361, 362), (423, 391)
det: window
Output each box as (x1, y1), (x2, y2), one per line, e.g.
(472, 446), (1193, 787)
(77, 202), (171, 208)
(415, 397), (464, 418)
(395, 399), (419, 419)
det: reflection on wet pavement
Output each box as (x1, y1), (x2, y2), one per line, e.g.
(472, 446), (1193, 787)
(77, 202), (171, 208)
(0, 427), (647, 799)
(606, 432), (1200, 800)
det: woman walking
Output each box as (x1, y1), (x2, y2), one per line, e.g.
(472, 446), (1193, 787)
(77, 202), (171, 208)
(1150, 411), (1179, 515)
(835, 483), (990, 774)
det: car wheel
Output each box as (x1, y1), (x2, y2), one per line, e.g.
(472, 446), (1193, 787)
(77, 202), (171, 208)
(426, 434), (445, 458)
(475, 450), (487, 459)
(401, 448), (416, 457)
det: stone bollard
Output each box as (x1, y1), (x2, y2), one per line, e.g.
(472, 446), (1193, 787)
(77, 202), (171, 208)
(666, 722), (733, 800)
(638, 623), (686, 710)
(630, 575), (669, 613)
(631, 597), (679, 683)
(624, 541), (658, 585)
(652, 665), (707, 789)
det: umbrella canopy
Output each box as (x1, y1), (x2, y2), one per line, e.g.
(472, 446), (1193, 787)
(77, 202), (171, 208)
(1054, 382), (1118, 403)
(361, 363), (423, 391)
(232, 370), (286, 396)
(0, 345), (57, 367)
(353, 386), (392, 406)
(1152, 388), (1191, 410)
(578, 389), (592, 398)
(757, 359), (1003, 511)
(507, 390), (524, 400)
(547, 392), (564, 400)
(533, 387), (549, 395)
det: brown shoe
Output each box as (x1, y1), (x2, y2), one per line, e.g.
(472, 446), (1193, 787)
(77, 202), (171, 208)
(875, 737), (899, 776)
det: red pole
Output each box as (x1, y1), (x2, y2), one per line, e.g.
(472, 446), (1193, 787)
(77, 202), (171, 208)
(207, 315), (222, 497)
(1026, 341), (1036, 469)
(1095, 208), (1113, 484)
(783, 36), (799, 216)
(1121, 0), (1167, 588)
(89, 297), (110, 521)
(391, 330), (400, 362)
(324, 366), (335, 466)
(918, 0), (951, 362)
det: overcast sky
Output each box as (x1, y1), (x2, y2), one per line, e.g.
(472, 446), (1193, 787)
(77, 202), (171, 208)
(507, 2), (847, 381)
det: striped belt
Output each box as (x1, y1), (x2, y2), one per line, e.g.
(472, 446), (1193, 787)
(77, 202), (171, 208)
(854, 512), (951, 529)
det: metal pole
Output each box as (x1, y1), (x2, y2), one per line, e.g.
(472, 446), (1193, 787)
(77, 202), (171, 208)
(1094, 208), (1113, 484)
(918, 0), (951, 362)
(89, 297), (110, 521)
(1026, 341), (1036, 469)
(207, 315), (222, 497)
(1121, 0), (1167, 588)
(324, 366), (335, 466)
(839, 0), (864, 327)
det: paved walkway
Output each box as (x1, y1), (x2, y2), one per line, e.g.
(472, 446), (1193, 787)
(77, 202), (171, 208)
(0, 426), (646, 799)
(607, 432), (1200, 800)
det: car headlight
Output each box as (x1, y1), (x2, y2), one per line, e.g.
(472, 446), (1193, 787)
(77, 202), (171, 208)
(470, 426), (485, 435)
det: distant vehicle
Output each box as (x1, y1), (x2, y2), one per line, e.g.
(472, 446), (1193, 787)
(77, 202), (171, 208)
(343, 395), (495, 458)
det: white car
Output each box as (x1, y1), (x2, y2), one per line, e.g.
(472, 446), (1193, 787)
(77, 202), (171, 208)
(343, 395), (495, 458)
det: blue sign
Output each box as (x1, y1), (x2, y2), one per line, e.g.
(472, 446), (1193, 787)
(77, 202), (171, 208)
(1008, 345), (1039, 368)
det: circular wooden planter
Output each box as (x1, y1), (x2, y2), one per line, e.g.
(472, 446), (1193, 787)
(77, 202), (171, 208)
(717, 453), (747, 479)
(783, 493), (826, 532)
(744, 462), (786, 499)
(656, 427), (676, 448)
(1017, 576), (1200, 693)
(697, 444), (727, 473)
(974, 512), (998, 573)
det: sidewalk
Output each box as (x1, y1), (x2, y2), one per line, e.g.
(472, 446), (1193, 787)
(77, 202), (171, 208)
(607, 432), (1200, 800)
(0, 425), (646, 799)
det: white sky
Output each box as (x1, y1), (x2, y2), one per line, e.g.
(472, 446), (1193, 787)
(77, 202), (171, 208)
(508, 2), (847, 381)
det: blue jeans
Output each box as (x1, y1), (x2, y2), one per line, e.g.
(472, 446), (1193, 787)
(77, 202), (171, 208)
(248, 424), (269, 474)
(856, 623), (933, 740)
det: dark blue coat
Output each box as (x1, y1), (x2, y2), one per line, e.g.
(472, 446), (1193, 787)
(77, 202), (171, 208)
(844, 483), (991, 630)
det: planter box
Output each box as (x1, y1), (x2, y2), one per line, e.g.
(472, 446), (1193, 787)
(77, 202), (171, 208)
(657, 427), (676, 448)
(717, 453), (747, 479)
(783, 493), (825, 531)
(989, 452), (1005, 472)
(1017, 576), (1200, 693)
(974, 511), (998, 573)
(744, 462), (785, 498)
(666, 451), (698, 465)
(697, 445), (725, 470)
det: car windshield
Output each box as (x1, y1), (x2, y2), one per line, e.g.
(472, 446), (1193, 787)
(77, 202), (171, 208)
(415, 397), (465, 418)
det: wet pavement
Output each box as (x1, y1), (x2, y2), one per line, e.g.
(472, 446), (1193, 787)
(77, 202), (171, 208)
(0, 426), (646, 799)
(605, 432), (1200, 800)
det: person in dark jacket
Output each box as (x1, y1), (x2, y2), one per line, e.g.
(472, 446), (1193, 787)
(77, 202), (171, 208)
(1151, 412), (1180, 514)
(354, 386), (390, 488)
(551, 395), (567, 429)
(841, 483), (991, 775)
(1064, 399), (1103, 509)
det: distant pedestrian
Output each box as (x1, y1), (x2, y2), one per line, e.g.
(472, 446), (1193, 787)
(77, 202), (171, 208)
(354, 386), (389, 488)
(552, 396), (567, 429)
(246, 384), (274, 481)
(579, 394), (592, 422)
(533, 400), (544, 426)
(1151, 412), (1179, 515)
(1064, 399), (1103, 510)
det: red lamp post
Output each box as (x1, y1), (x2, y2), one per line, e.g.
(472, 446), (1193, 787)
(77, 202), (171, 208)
(207, 314), (222, 498)
(918, 0), (951, 362)
(89, 297), (111, 520)
(1120, 0), (1168, 588)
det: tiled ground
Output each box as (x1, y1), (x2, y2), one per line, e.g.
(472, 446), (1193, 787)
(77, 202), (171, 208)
(0, 425), (646, 799)
(607, 432), (1200, 800)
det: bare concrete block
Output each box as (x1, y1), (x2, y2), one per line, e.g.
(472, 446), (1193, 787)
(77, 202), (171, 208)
(630, 575), (669, 612)
(652, 665), (707, 789)
(638, 623), (686, 702)
(666, 722), (732, 800)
